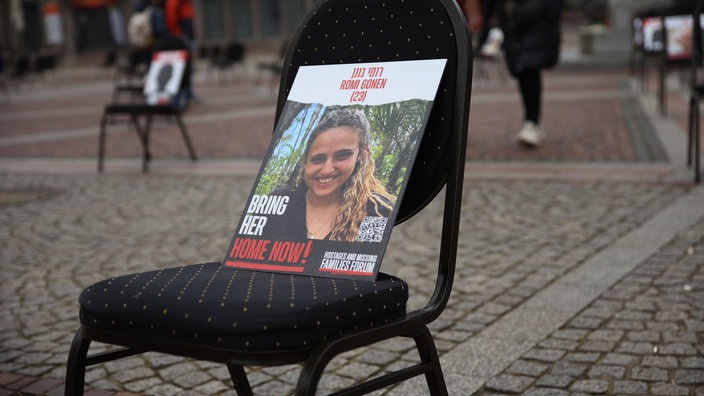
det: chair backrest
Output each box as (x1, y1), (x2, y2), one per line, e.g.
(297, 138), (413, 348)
(634, 6), (665, 54)
(660, 1), (699, 65)
(153, 34), (191, 89)
(277, 0), (470, 221)
(693, 0), (704, 68)
(275, 0), (472, 322)
(224, 41), (245, 65)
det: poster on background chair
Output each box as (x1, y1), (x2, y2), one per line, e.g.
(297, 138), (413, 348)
(143, 50), (188, 105)
(222, 59), (446, 281)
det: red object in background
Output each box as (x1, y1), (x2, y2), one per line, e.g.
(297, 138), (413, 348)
(70, 0), (117, 8)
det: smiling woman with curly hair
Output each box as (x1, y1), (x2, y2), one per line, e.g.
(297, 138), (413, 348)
(270, 108), (395, 242)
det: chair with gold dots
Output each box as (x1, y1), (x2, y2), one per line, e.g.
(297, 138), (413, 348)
(65, 0), (472, 394)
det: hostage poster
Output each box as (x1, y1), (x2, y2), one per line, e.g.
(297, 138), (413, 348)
(223, 59), (446, 280)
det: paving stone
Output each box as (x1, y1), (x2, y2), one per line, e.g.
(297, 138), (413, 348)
(674, 369), (704, 385)
(631, 367), (669, 382)
(659, 343), (699, 356)
(550, 361), (587, 377)
(588, 329), (624, 341)
(506, 360), (550, 377)
(20, 378), (63, 395)
(650, 382), (690, 395)
(122, 377), (162, 393)
(551, 329), (589, 341)
(535, 375), (573, 389)
(485, 374), (534, 394)
(627, 330), (660, 342)
(579, 340), (617, 353)
(606, 319), (645, 330)
(613, 380), (648, 394)
(642, 355), (679, 368)
(601, 353), (639, 366)
(587, 365), (626, 380)
(523, 388), (569, 396)
(617, 341), (656, 355)
(568, 317), (604, 330)
(564, 352), (601, 363)
(538, 338), (579, 351)
(523, 349), (565, 363)
(570, 379), (609, 394)
(681, 357), (704, 369)
(663, 331), (698, 343)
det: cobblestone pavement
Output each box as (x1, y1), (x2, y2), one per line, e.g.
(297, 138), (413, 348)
(0, 173), (701, 395)
(474, 217), (704, 396)
(0, 50), (703, 394)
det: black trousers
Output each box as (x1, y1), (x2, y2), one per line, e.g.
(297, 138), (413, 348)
(517, 69), (542, 124)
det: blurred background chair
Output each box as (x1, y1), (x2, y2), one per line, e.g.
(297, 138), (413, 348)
(210, 41), (246, 82)
(687, 0), (704, 182)
(98, 36), (197, 173)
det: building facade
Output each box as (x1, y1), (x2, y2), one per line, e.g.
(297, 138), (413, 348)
(0, 0), (313, 63)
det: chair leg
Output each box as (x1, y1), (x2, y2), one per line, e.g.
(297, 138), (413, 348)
(175, 115), (198, 162)
(98, 113), (108, 173)
(142, 115), (153, 173)
(410, 325), (448, 395)
(696, 105), (701, 183)
(688, 97), (695, 167)
(65, 327), (91, 395)
(659, 63), (667, 116)
(296, 321), (448, 396)
(226, 363), (253, 396)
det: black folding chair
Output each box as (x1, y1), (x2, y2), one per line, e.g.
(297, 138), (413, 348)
(688, 0), (704, 182)
(657, 1), (699, 116)
(67, 0), (471, 394)
(211, 41), (246, 82)
(98, 36), (197, 173)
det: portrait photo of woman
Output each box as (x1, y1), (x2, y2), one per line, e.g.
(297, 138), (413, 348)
(267, 108), (395, 241)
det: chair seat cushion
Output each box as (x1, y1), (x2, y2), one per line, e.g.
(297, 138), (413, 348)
(79, 262), (408, 350)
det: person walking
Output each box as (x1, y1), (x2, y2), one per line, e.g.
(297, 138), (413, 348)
(460, 0), (485, 34)
(490, 0), (563, 147)
(164, 0), (197, 101)
(164, 0), (195, 42)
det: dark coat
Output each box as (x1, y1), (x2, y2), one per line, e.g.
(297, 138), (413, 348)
(496, 0), (563, 76)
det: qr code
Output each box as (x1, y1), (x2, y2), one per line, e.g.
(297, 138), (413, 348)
(356, 216), (388, 243)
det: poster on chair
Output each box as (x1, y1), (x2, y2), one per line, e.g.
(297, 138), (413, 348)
(223, 59), (447, 281)
(143, 50), (188, 105)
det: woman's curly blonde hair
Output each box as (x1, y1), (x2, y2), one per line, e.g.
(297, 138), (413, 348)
(297, 108), (395, 241)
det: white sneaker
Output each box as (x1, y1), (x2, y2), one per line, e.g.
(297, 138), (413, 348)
(480, 27), (503, 58)
(516, 121), (546, 147)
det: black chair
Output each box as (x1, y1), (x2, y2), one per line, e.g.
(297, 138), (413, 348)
(632, 5), (664, 93)
(7, 55), (30, 89)
(211, 41), (246, 82)
(114, 49), (149, 85)
(688, 0), (704, 182)
(67, 0), (471, 394)
(657, 1), (699, 116)
(98, 36), (197, 173)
